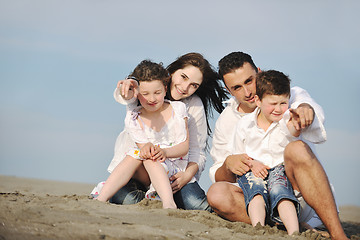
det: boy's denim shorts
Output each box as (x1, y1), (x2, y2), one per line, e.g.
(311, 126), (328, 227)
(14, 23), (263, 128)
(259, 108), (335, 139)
(237, 164), (299, 224)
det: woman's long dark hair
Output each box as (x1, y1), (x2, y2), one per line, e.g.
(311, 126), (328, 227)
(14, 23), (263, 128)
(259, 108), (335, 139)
(166, 52), (229, 135)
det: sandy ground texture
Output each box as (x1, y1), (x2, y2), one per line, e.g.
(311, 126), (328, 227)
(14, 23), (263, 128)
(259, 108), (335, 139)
(0, 175), (359, 240)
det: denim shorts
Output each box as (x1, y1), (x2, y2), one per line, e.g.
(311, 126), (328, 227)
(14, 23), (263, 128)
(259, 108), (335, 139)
(237, 164), (299, 224)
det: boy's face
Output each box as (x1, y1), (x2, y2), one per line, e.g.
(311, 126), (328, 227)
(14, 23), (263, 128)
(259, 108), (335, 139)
(255, 94), (289, 123)
(223, 62), (257, 113)
(138, 80), (166, 112)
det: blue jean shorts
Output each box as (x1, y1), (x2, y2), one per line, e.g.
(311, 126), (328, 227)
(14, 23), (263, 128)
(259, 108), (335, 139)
(237, 164), (299, 224)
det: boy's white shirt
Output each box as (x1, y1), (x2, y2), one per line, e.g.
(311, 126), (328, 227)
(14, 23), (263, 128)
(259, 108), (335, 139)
(108, 87), (207, 181)
(230, 107), (301, 168)
(209, 86), (326, 183)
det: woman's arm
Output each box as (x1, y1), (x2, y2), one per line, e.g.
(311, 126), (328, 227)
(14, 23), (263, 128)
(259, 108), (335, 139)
(163, 118), (189, 158)
(183, 96), (207, 178)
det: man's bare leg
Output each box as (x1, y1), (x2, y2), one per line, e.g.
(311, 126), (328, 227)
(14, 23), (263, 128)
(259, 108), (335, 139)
(207, 182), (251, 224)
(284, 140), (348, 240)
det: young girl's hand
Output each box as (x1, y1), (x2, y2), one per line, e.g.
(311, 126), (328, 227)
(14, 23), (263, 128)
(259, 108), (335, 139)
(251, 160), (270, 179)
(151, 145), (167, 162)
(117, 78), (139, 100)
(139, 143), (155, 160)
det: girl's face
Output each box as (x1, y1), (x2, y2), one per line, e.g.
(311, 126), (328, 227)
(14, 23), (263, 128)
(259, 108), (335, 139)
(138, 80), (167, 112)
(169, 65), (203, 100)
(256, 94), (289, 123)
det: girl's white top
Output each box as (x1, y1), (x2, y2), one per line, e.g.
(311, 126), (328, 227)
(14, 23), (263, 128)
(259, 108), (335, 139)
(125, 99), (188, 156)
(107, 87), (207, 181)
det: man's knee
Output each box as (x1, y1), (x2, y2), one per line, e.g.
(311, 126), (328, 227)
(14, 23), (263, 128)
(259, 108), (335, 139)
(207, 182), (226, 207)
(207, 182), (241, 212)
(284, 140), (316, 167)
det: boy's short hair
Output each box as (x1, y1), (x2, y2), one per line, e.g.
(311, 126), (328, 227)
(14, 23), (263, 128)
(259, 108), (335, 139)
(129, 60), (170, 87)
(256, 70), (291, 100)
(218, 52), (258, 80)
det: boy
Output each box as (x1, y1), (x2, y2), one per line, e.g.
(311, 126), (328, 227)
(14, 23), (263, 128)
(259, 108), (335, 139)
(231, 70), (301, 235)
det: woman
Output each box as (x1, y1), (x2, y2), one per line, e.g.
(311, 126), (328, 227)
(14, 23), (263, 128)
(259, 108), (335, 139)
(104, 53), (228, 210)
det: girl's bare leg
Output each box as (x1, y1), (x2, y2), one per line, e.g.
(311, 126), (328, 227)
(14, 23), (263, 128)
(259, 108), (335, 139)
(277, 199), (299, 235)
(143, 160), (176, 209)
(96, 155), (142, 202)
(248, 195), (266, 226)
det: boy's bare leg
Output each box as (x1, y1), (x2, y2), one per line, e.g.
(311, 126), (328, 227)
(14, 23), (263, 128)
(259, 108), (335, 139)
(207, 182), (251, 224)
(97, 155), (142, 202)
(277, 199), (299, 235)
(143, 160), (176, 209)
(248, 195), (266, 226)
(284, 140), (348, 240)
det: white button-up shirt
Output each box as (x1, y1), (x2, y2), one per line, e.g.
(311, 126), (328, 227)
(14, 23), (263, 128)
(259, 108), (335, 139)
(230, 108), (302, 168)
(209, 86), (326, 183)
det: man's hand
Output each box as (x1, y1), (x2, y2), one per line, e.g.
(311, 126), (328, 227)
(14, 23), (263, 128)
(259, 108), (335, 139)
(289, 103), (315, 131)
(225, 154), (253, 176)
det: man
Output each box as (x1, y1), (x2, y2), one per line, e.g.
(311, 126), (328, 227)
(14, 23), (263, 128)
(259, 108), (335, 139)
(207, 52), (347, 239)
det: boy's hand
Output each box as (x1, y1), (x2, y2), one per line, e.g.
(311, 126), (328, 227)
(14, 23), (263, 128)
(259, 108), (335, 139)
(139, 143), (155, 160)
(225, 154), (253, 176)
(151, 145), (167, 162)
(251, 160), (270, 179)
(117, 78), (139, 100)
(290, 103), (314, 130)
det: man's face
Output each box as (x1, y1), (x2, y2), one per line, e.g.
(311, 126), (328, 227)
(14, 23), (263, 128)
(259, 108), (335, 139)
(223, 62), (257, 113)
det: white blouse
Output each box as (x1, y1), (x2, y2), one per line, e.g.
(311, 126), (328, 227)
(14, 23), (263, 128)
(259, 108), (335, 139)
(125, 100), (188, 152)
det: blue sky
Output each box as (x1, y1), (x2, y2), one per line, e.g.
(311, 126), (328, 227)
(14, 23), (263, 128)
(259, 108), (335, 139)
(1, 0), (359, 207)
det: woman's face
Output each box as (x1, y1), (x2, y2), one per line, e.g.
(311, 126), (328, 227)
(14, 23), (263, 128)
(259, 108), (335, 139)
(169, 65), (203, 100)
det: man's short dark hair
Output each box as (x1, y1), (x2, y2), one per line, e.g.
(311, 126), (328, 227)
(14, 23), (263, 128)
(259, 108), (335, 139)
(218, 52), (258, 80)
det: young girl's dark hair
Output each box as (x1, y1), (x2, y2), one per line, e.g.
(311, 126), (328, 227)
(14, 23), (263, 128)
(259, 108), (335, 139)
(166, 53), (229, 134)
(129, 60), (170, 87)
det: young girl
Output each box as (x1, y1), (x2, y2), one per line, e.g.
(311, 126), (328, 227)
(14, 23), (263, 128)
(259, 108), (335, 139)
(102, 53), (228, 210)
(96, 60), (191, 209)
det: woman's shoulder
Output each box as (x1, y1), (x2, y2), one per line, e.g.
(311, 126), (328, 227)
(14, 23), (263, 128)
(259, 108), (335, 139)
(181, 95), (204, 109)
(168, 100), (187, 117)
(168, 99), (185, 109)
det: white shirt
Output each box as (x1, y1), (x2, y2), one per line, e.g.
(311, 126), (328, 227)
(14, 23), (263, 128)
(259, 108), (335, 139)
(231, 108), (301, 168)
(108, 87), (207, 181)
(209, 86), (326, 183)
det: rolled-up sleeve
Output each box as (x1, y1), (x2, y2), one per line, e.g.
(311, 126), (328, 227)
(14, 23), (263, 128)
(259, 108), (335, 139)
(185, 96), (208, 180)
(290, 86), (326, 143)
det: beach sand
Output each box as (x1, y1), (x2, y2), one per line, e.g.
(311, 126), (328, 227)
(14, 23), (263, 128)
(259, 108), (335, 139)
(0, 175), (359, 240)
